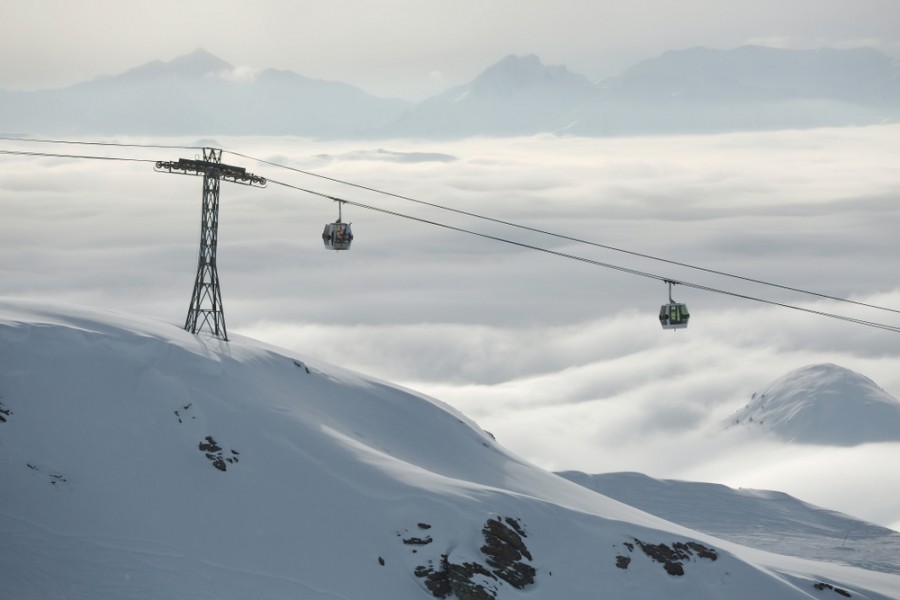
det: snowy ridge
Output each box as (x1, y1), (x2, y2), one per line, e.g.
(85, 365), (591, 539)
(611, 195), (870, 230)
(1, 299), (899, 599)
(559, 471), (900, 575)
(726, 363), (900, 445)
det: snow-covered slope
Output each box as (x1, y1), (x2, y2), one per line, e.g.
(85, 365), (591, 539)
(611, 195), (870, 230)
(559, 471), (900, 575)
(2, 299), (899, 599)
(726, 364), (900, 445)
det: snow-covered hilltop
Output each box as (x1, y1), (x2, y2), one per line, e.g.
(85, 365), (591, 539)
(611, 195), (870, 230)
(726, 363), (900, 445)
(1, 299), (898, 599)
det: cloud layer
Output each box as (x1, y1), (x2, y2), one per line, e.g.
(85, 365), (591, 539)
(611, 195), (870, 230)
(2, 127), (900, 530)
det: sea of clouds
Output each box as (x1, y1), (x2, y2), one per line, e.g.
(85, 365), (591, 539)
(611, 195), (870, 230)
(2, 126), (899, 530)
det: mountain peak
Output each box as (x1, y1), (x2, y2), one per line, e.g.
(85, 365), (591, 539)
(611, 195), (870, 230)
(726, 363), (900, 445)
(382, 53), (596, 137)
(487, 53), (544, 71)
(113, 48), (233, 82)
(470, 54), (594, 96)
(168, 48), (232, 73)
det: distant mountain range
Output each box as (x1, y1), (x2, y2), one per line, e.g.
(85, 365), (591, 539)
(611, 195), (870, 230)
(1, 46), (898, 138)
(0, 49), (410, 137)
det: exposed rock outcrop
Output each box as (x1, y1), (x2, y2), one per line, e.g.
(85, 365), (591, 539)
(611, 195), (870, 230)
(615, 537), (718, 576)
(409, 516), (536, 599)
(198, 435), (239, 472)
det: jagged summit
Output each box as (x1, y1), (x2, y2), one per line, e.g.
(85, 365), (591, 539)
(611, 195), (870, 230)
(726, 363), (900, 445)
(164, 48), (233, 74)
(380, 54), (595, 137)
(108, 48), (233, 82)
(467, 54), (595, 97)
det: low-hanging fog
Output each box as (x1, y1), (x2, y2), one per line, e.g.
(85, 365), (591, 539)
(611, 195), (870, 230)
(2, 126), (899, 531)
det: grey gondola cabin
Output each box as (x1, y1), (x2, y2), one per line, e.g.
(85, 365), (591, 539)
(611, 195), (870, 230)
(659, 302), (689, 330)
(323, 221), (353, 251)
(659, 280), (689, 330)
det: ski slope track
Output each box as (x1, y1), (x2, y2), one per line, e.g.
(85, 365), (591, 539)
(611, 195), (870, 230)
(1, 299), (898, 599)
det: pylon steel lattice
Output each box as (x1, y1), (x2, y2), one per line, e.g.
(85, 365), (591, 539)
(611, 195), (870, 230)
(155, 148), (266, 341)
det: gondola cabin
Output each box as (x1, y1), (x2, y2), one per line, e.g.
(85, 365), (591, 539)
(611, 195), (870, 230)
(659, 280), (689, 330)
(659, 302), (689, 330)
(322, 221), (353, 251)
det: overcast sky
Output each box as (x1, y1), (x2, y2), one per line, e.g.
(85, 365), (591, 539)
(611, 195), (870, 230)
(2, 0), (900, 99)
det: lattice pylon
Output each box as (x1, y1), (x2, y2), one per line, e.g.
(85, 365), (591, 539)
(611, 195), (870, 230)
(155, 147), (265, 342)
(184, 149), (227, 340)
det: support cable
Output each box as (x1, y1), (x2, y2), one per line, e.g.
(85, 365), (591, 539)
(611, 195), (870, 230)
(6, 138), (897, 317)
(267, 177), (900, 334)
(0, 149), (157, 163)
(0, 135), (203, 151)
(2, 140), (898, 333)
(229, 149), (900, 317)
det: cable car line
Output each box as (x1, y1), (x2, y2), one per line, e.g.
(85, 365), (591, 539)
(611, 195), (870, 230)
(0, 149), (158, 163)
(222, 148), (900, 317)
(7, 138), (899, 319)
(679, 280), (900, 334)
(266, 177), (900, 335)
(267, 177), (677, 280)
(0, 135), (204, 151)
(3, 140), (898, 333)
